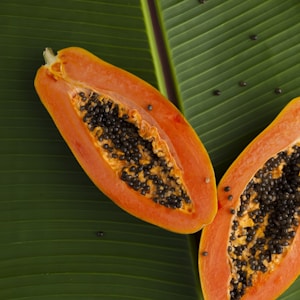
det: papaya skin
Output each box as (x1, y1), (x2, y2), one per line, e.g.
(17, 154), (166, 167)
(199, 97), (300, 299)
(34, 47), (217, 234)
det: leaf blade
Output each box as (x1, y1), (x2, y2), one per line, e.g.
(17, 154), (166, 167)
(0, 0), (201, 299)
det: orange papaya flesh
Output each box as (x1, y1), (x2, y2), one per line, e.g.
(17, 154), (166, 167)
(199, 97), (300, 299)
(34, 47), (217, 234)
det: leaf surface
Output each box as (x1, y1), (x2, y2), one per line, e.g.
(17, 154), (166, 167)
(1, 0), (300, 299)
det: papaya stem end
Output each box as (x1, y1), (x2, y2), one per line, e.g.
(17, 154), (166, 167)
(43, 48), (57, 66)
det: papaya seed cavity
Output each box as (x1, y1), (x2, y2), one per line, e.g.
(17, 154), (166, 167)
(73, 89), (193, 212)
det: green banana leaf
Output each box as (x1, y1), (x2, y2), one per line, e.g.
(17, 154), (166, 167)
(1, 0), (300, 299)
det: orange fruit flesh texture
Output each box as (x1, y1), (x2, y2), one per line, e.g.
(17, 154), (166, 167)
(34, 47), (217, 233)
(199, 97), (300, 299)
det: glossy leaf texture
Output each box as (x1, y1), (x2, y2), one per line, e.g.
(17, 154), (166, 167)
(156, 0), (300, 180)
(1, 0), (300, 299)
(156, 0), (300, 299)
(0, 1), (201, 299)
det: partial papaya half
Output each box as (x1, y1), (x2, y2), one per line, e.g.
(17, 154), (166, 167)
(34, 47), (217, 233)
(199, 97), (300, 299)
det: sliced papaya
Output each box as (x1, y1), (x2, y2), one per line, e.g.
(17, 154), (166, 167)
(199, 97), (300, 299)
(34, 47), (217, 233)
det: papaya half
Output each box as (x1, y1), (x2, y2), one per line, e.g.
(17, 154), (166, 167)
(34, 47), (217, 234)
(199, 97), (300, 299)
